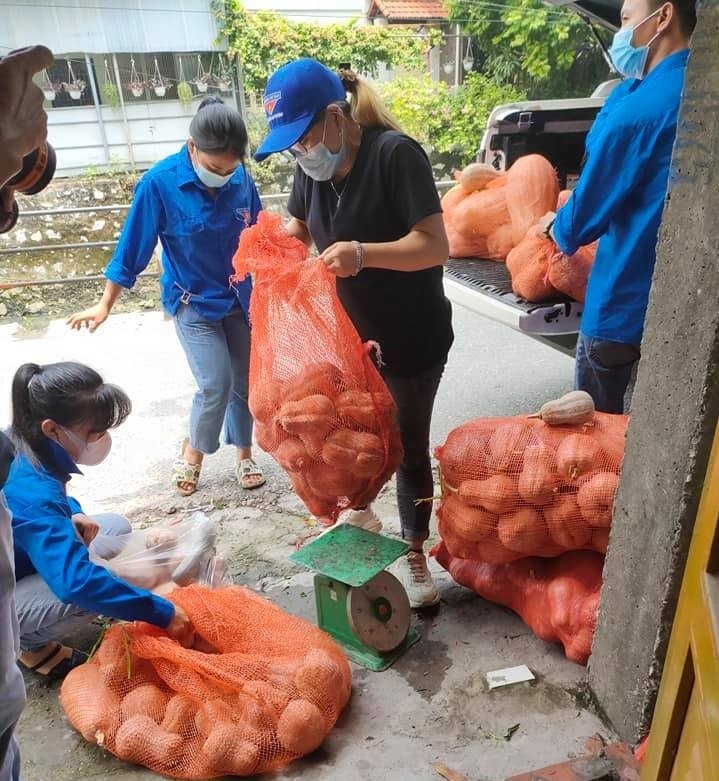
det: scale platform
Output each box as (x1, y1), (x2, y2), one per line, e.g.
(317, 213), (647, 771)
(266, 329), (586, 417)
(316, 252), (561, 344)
(290, 524), (419, 671)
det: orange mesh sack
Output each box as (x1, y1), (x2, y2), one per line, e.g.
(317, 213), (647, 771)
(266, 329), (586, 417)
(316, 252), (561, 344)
(232, 212), (403, 521)
(432, 541), (603, 664)
(435, 398), (628, 564)
(60, 584), (352, 778)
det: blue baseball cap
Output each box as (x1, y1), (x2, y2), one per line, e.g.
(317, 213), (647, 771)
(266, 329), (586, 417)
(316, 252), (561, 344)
(254, 58), (346, 162)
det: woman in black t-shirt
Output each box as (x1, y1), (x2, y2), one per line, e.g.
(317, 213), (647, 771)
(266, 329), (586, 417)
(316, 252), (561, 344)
(255, 58), (453, 608)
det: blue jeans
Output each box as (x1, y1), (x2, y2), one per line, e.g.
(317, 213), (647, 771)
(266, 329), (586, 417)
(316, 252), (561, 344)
(382, 361), (446, 542)
(15, 513), (130, 653)
(0, 493), (24, 781)
(574, 332), (641, 414)
(173, 304), (253, 453)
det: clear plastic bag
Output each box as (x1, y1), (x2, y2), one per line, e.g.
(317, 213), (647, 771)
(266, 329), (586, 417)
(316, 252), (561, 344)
(89, 512), (230, 592)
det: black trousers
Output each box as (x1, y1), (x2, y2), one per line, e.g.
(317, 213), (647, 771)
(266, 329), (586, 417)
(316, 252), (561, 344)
(382, 360), (446, 542)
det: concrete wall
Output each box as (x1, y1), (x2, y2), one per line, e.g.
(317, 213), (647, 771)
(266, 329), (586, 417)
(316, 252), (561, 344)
(588, 0), (719, 740)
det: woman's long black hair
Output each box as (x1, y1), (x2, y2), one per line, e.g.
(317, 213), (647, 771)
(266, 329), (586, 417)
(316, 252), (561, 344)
(10, 361), (131, 461)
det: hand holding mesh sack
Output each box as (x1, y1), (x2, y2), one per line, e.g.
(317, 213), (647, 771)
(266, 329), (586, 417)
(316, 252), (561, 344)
(60, 584), (352, 778)
(232, 212), (403, 521)
(434, 392), (629, 563)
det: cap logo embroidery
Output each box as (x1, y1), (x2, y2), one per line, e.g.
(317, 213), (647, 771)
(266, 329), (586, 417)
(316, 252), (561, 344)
(263, 91), (281, 117)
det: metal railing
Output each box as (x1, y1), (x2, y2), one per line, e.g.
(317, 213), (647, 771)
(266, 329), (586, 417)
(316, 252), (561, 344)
(0, 181), (455, 289)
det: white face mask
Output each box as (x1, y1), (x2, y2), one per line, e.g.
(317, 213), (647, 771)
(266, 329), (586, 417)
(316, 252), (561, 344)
(294, 115), (345, 181)
(61, 428), (113, 466)
(192, 157), (234, 189)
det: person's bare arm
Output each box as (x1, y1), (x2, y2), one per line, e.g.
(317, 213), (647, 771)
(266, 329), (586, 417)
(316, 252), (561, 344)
(286, 217), (312, 247)
(319, 213), (448, 277)
(66, 280), (124, 332)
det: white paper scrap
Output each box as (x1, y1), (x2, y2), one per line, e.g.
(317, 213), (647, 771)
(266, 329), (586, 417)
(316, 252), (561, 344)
(486, 664), (535, 690)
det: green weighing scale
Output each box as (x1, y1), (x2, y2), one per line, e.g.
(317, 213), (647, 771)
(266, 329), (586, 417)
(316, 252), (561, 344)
(290, 524), (420, 671)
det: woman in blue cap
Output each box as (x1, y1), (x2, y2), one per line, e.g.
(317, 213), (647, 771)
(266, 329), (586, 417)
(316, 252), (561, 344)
(68, 97), (266, 495)
(255, 59), (454, 609)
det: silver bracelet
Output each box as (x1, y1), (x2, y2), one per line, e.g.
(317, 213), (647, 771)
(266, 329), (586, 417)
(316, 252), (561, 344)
(351, 240), (364, 276)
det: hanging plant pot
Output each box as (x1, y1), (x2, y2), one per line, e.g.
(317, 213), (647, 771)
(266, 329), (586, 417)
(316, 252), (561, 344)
(39, 69), (56, 101)
(127, 58), (145, 98)
(66, 81), (86, 100)
(193, 56), (210, 93)
(63, 62), (85, 100)
(217, 79), (231, 92)
(150, 57), (167, 98)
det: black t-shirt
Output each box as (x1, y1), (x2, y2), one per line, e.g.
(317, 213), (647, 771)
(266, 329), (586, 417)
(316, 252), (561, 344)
(287, 127), (453, 377)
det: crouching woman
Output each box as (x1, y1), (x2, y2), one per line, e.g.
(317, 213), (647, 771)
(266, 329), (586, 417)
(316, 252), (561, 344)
(4, 361), (193, 680)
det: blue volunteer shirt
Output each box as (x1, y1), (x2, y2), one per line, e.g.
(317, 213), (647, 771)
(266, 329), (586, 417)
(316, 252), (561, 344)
(5, 440), (175, 627)
(553, 49), (689, 345)
(105, 145), (262, 322)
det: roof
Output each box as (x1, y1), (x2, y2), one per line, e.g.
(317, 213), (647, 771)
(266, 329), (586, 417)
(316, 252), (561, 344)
(366, 0), (449, 23)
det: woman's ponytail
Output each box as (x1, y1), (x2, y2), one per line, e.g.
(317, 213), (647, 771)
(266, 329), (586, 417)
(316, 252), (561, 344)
(338, 67), (403, 133)
(10, 363), (43, 456)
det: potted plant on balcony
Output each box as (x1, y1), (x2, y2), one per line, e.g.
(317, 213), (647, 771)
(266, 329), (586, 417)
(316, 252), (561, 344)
(39, 68), (58, 101)
(63, 61), (85, 100)
(192, 55), (210, 93)
(150, 57), (167, 97)
(213, 54), (233, 93)
(127, 58), (145, 98)
(176, 59), (193, 109)
(101, 60), (121, 108)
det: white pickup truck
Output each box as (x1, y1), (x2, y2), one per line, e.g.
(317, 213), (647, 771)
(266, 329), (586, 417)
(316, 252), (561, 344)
(443, 0), (621, 356)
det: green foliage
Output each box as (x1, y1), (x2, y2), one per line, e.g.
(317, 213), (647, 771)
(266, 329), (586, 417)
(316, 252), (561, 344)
(446, 0), (611, 98)
(214, 0), (437, 93)
(379, 73), (525, 167)
(177, 81), (194, 108)
(101, 82), (120, 109)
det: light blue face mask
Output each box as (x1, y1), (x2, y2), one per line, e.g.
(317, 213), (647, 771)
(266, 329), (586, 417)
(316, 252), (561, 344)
(608, 7), (662, 79)
(191, 155), (235, 189)
(294, 116), (345, 181)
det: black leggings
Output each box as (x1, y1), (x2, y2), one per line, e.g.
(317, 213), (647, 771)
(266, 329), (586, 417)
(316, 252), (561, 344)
(382, 360), (446, 542)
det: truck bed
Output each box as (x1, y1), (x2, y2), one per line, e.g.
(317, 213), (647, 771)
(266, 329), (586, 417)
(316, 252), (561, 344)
(444, 258), (581, 356)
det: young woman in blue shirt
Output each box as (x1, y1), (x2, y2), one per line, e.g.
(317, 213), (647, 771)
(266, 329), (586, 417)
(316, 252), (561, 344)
(4, 361), (194, 680)
(67, 98), (265, 495)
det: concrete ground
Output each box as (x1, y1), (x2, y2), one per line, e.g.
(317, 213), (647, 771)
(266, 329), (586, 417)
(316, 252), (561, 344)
(0, 311), (614, 781)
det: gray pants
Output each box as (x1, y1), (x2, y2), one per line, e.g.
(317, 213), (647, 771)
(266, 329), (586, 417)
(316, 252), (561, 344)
(15, 512), (130, 653)
(0, 493), (25, 781)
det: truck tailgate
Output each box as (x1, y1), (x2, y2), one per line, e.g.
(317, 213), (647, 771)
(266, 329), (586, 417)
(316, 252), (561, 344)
(444, 258), (582, 355)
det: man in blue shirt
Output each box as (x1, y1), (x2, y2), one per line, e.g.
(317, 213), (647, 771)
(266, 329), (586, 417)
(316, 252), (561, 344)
(544, 0), (696, 413)
(68, 98), (266, 494)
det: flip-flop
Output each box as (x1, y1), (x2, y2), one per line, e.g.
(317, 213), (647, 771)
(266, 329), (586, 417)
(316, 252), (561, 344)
(21, 643), (88, 682)
(236, 458), (266, 490)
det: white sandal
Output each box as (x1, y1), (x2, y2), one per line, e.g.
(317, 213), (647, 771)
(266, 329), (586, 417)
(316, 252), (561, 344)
(236, 458), (265, 490)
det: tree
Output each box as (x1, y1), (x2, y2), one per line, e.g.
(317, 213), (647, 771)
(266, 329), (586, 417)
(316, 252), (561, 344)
(379, 73), (525, 167)
(214, 0), (437, 94)
(446, 0), (612, 98)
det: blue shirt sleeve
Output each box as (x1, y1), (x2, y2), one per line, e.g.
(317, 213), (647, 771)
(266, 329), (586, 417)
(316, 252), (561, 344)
(12, 497), (175, 628)
(105, 176), (163, 289)
(553, 117), (661, 256)
(67, 496), (83, 515)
